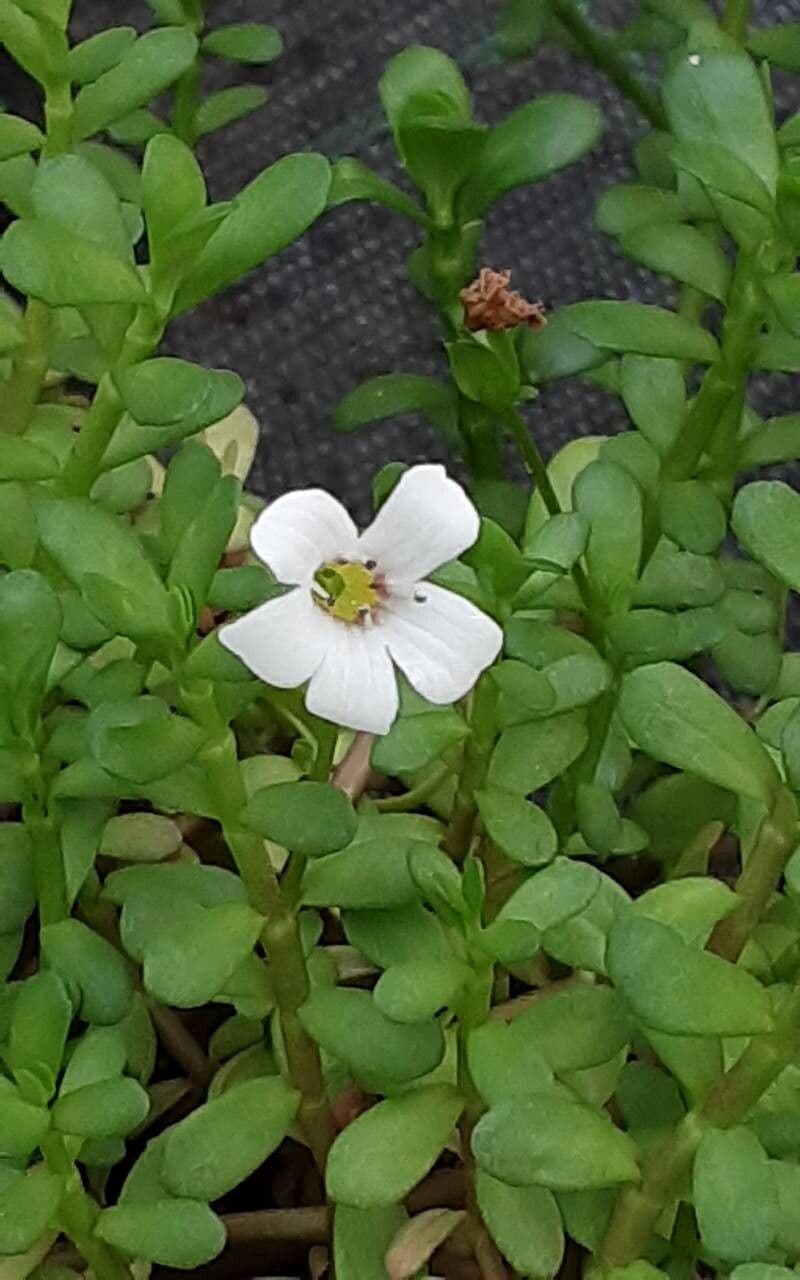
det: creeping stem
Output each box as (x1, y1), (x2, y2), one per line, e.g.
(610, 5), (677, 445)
(42, 1134), (133, 1280)
(602, 977), (800, 1266)
(185, 683), (335, 1172)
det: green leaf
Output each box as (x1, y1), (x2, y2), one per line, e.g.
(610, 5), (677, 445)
(472, 1093), (640, 1189)
(96, 1200), (226, 1269)
(693, 1127), (778, 1263)
(620, 223), (731, 302)
(88, 699), (206, 784)
(0, 569), (61, 738)
(299, 987), (444, 1084)
(67, 26), (137, 84)
(72, 27), (199, 141)
(476, 789), (557, 866)
(142, 132), (206, 272)
(32, 153), (131, 262)
(620, 355), (685, 455)
(195, 86), (267, 138)
(342, 900), (447, 969)
(114, 358), (213, 426)
(663, 48), (778, 196)
(0, 436), (59, 480)
(632, 877), (738, 947)
(143, 902), (263, 1007)
(8, 970), (72, 1105)
(763, 274), (800, 338)
(476, 1172), (564, 1277)
(514, 985), (631, 1074)
(52, 1076), (149, 1138)
(447, 334), (519, 410)
(175, 153), (330, 313)
(0, 112), (43, 160)
(489, 712), (589, 794)
(0, 1166), (61, 1256)
(161, 1076), (298, 1201)
(302, 837), (425, 909)
(42, 918), (134, 1025)
(523, 511), (589, 572)
(607, 915), (774, 1036)
(618, 662), (780, 805)
(334, 373), (456, 440)
(562, 302), (719, 362)
(574, 459), (642, 611)
(595, 184), (685, 235)
(0, 218), (145, 306)
(99, 812), (182, 863)
(659, 480), (726, 554)
(732, 481), (800, 593)
(108, 107), (168, 145)
(243, 781), (357, 857)
(326, 157), (427, 224)
(373, 957), (469, 1023)
(372, 705), (467, 774)
(460, 94), (602, 219)
(497, 857), (598, 933)
(379, 45), (471, 134)
(334, 1205), (408, 1280)
(203, 21), (282, 63)
(749, 23), (800, 71)
(326, 1085), (463, 1207)
(0, 1077), (49, 1158)
(519, 310), (607, 383)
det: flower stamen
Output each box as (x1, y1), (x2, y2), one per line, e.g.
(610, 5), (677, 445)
(312, 560), (380, 623)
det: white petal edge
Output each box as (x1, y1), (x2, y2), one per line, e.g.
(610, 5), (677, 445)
(381, 582), (503, 705)
(219, 588), (332, 688)
(357, 464), (480, 584)
(250, 488), (359, 585)
(305, 625), (399, 735)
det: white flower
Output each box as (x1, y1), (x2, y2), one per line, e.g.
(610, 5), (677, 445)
(219, 465), (503, 735)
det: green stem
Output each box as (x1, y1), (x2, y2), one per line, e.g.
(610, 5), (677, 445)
(664, 254), (762, 485)
(59, 307), (164, 497)
(43, 78), (74, 157)
(601, 979), (800, 1267)
(722, 0), (752, 41)
(550, 0), (667, 130)
(2, 301), (52, 434)
(708, 786), (798, 962)
(186, 687), (334, 1172)
(444, 679), (496, 861)
(375, 762), (453, 813)
(43, 1135), (132, 1280)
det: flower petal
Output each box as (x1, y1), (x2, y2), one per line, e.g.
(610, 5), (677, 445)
(219, 588), (331, 687)
(250, 489), (359, 585)
(358, 464), (480, 583)
(382, 582), (502, 704)
(306, 626), (399, 735)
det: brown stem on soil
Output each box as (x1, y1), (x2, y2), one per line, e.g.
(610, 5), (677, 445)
(224, 1206), (330, 1245)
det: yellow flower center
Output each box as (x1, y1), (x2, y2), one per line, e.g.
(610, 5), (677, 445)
(313, 560), (380, 623)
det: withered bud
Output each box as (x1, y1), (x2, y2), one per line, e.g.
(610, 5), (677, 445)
(460, 267), (546, 333)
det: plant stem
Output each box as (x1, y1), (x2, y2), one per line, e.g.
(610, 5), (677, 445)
(43, 1135), (133, 1280)
(664, 254), (762, 484)
(190, 698), (334, 1172)
(59, 306), (164, 497)
(2, 301), (52, 435)
(25, 796), (67, 928)
(550, 0), (667, 130)
(376, 762), (453, 812)
(722, 0), (752, 41)
(601, 979), (800, 1266)
(708, 786), (798, 962)
(43, 79), (74, 156)
(444, 679), (496, 861)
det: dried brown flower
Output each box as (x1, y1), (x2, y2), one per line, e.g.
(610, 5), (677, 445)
(460, 267), (546, 333)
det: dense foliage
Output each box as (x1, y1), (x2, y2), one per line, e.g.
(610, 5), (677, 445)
(2, 0), (800, 1278)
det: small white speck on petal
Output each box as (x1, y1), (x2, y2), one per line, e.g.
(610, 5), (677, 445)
(250, 489), (359, 585)
(358, 464), (480, 584)
(219, 588), (332, 688)
(306, 625), (399, 734)
(382, 582), (502, 705)
(688, 53), (701, 65)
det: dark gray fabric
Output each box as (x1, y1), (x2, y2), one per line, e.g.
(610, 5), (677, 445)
(38, 3), (800, 512)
